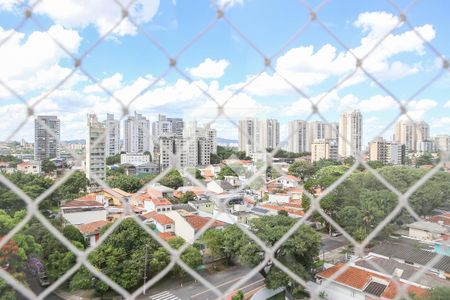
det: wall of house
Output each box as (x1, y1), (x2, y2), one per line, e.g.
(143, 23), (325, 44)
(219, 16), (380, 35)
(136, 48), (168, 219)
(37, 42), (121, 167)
(409, 228), (437, 241)
(318, 281), (365, 300)
(268, 194), (291, 203)
(165, 211), (195, 243)
(62, 210), (107, 225)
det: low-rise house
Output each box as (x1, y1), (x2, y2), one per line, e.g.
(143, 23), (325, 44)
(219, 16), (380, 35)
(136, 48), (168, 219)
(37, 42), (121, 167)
(147, 184), (174, 199)
(370, 238), (450, 279)
(188, 200), (214, 214)
(166, 211), (225, 243)
(61, 199), (107, 225)
(120, 153), (150, 166)
(141, 211), (175, 233)
(207, 180), (234, 194)
(76, 220), (109, 247)
(17, 161), (41, 174)
(136, 162), (160, 175)
(407, 221), (448, 241)
(316, 263), (428, 300)
(144, 198), (172, 213)
(260, 203), (304, 218)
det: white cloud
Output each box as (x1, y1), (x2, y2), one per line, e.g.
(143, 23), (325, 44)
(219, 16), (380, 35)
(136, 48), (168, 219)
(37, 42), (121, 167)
(0, 25), (82, 99)
(29, 0), (160, 36)
(402, 99), (438, 121)
(238, 11), (436, 97)
(217, 0), (245, 9)
(83, 73), (124, 93)
(444, 100), (450, 108)
(187, 58), (230, 79)
(358, 95), (397, 112)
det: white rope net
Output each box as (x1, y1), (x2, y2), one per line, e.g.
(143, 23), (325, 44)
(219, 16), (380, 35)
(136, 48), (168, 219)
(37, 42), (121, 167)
(0, 0), (449, 300)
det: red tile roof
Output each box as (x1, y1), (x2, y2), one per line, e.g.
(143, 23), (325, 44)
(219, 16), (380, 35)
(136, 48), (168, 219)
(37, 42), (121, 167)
(317, 263), (428, 299)
(430, 214), (450, 226)
(76, 220), (109, 235)
(260, 204), (304, 216)
(149, 198), (172, 206)
(141, 212), (174, 225)
(153, 214), (174, 225)
(159, 232), (176, 241)
(184, 215), (225, 231)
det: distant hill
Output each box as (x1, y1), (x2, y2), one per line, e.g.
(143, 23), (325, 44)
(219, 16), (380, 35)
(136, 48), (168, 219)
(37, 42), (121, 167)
(217, 137), (238, 145)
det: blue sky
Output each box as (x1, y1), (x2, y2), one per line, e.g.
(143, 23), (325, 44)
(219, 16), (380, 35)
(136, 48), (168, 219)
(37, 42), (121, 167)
(0, 0), (449, 144)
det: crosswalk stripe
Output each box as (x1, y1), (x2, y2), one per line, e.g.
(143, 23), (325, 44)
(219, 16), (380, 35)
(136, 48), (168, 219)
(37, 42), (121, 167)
(150, 291), (180, 300)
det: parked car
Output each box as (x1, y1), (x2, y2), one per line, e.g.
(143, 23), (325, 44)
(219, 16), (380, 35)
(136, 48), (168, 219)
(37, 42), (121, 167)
(331, 231), (343, 237)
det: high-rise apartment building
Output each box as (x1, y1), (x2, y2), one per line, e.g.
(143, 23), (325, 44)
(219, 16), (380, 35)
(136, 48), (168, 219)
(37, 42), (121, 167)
(34, 116), (60, 161)
(288, 120), (309, 153)
(311, 139), (338, 162)
(151, 114), (184, 138)
(259, 119), (280, 151)
(435, 134), (450, 152)
(238, 118), (279, 155)
(338, 110), (363, 158)
(288, 120), (339, 154)
(394, 120), (430, 152)
(104, 113), (120, 157)
(124, 112), (150, 153)
(368, 137), (404, 165)
(86, 114), (106, 181)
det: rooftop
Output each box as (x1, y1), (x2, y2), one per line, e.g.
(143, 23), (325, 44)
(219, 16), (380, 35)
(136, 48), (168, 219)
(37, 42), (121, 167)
(407, 221), (448, 234)
(76, 220), (109, 235)
(317, 263), (428, 299)
(61, 199), (103, 208)
(184, 215), (225, 231)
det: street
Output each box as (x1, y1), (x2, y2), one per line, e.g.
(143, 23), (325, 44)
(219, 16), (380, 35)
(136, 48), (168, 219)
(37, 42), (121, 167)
(142, 266), (265, 300)
(19, 271), (63, 300)
(319, 234), (349, 262)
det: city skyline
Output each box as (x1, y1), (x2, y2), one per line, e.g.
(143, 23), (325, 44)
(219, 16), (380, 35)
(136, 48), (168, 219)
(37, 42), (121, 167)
(0, 1), (450, 145)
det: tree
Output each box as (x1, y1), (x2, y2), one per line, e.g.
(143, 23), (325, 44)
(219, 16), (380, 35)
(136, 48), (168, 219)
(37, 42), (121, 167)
(195, 169), (204, 179)
(420, 286), (450, 300)
(106, 154), (121, 165)
(313, 159), (341, 171)
(0, 279), (16, 300)
(278, 210), (288, 216)
(217, 165), (238, 179)
(54, 171), (89, 201)
(415, 152), (434, 167)
(160, 169), (184, 189)
(41, 159), (57, 173)
(288, 161), (315, 180)
(107, 174), (142, 193)
(232, 290), (244, 300)
(304, 165), (349, 194)
(210, 153), (221, 164)
(179, 191), (196, 204)
(367, 160), (384, 169)
(63, 225), (87, 248)
(238, 216), (321, 296)
(202, 229), (224, 259)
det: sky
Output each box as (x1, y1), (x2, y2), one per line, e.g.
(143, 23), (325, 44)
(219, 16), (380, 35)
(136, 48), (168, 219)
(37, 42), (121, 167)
(0, 0), (449, 144)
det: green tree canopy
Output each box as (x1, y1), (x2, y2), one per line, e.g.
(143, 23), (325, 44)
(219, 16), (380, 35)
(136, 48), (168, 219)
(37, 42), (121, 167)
(288, 160), (315, 180)
(160, 169), (184, 189)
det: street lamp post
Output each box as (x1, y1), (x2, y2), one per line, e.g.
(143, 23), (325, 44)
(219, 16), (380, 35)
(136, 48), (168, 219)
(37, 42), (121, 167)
(143, 244), (148, 295)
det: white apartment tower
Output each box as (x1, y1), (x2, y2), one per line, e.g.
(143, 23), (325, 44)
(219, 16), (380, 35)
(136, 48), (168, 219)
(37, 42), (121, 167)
(86, 114), (106, 181)
(124, 112), (150, 153)
(104, 113), (120, 157)
(338, 110), (363, 158)
(34, 116), (60, 160)
(151, 114), (184, 138)
(239, 118), (280, 155)
(288, 120), (309, 153)
(435, 134), (450, 152)
(259, 119), (280, 151)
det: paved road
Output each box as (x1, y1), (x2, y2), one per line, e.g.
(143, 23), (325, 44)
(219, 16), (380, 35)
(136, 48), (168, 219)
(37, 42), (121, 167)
(19, 272), (63, 300)
(142, 266), (265, 300)
(320, 235), (348, 252)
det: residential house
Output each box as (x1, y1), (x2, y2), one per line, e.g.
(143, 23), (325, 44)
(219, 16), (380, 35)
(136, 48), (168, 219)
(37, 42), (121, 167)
(141, 211), (175, 233)
(207, 180), (234, 194)
(17, 161), (41, 174)
(144, 198), (173, 213)
(147, 184), (174, 199)
(165, 211), (225, 243)
(61, 199), (107, 225)
(316, 263), (428, 300)
(76, 220), (109, 247)
(407, 221), (448, 241)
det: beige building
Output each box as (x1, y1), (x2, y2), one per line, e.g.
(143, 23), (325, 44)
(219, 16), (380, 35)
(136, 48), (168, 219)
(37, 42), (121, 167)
(435, 134), (450, 152)
(394, 120), (430, 152)
(239, 118), (280, 155)
(368, 137), (404, 165)
(311, 139), (338, 162)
